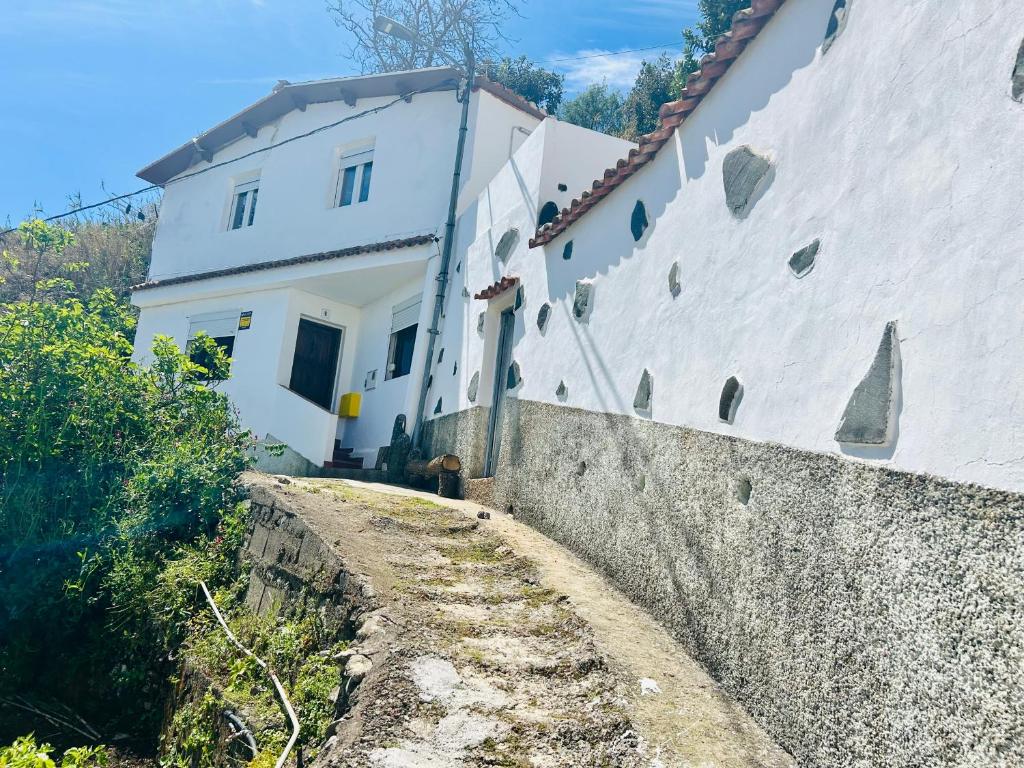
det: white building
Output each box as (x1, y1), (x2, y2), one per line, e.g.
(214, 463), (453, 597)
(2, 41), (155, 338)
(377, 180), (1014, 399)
(132, 68), (550, 469)
(135, 2), (1024, 764)
(417, 2), (1024, 767)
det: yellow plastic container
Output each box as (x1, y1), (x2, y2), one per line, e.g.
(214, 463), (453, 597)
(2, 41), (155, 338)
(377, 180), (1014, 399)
(338, 392), (361, 418)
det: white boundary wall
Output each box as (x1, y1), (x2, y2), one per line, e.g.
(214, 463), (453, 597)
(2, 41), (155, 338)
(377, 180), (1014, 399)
(430, 0), (1024, 492)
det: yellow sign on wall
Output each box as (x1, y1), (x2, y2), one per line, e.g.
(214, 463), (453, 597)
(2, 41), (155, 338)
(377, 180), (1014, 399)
(338, 392), (361, 418)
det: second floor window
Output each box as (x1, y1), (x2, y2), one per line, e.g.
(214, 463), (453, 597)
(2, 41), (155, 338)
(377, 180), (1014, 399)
(229, 180), (259, 229)
(338, 148), (373, 207)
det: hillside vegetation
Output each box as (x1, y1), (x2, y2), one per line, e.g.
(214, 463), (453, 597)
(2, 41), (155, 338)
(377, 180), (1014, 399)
(0, 220), (249, 757)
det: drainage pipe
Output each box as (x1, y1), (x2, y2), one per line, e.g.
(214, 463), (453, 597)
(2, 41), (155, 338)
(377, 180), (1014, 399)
(199, 581), (300, 768)
(411, 47), (475, 449)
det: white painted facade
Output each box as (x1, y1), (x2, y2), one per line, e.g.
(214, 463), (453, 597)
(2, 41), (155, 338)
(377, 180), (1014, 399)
(133, 73), (542, 467)
(430, 0), (1024, 492)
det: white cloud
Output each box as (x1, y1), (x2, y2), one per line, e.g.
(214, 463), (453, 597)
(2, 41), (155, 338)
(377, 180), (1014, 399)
(548, 48), (677, 93)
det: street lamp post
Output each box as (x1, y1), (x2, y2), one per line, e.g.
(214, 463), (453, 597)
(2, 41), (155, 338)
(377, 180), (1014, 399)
(373, 16), (474, 449)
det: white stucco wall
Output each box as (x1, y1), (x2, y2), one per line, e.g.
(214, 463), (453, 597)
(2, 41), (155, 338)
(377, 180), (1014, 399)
(134, 285), (361, 464)
(425, 118), (635, 422)
(147, 88), (540, 282)
(434, 0), (1024, 492)
(339, 263), (438, 464)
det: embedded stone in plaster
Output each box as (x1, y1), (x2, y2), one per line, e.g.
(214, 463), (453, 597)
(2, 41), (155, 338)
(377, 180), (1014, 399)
(835, 321), (900, 445)
(456, 261), (461, 273)
(453, 360), (458, 375)
(477, 312), (486, 336)
(555, 380), (567, 400)
(577, 461), (587, 476)
(438, 348), (444, 363)
(537, 303), (551, 332)
(789, 239), (820, 278)
(495, 228), (519, 263)
(514, 285), (524, 311)
(633, 369), (653, 414)
(557, 183), (568, 192)
(468, 371), (480, 402)
(631, 200), (649, 242)
(735, 476), (752, 505)
(668, 261), (682, 297)
(573, 281), (593, 322)
(538, 201), (559, 228)
(723, 146), (773, 218)
(427, 374), (433, 388)
(433, 398), (443, 414)
(507, 361), (522, 389)
(562, 241), (573, 260)
(822, 0), (849, 54)
(1014, 37), (1024, 102)
(719, 376), (744, 423)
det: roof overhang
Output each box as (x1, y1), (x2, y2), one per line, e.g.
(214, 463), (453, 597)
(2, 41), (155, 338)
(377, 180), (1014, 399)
(138, 67), (462, 185)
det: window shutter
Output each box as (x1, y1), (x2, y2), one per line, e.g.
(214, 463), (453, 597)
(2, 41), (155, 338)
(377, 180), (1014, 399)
(391, 296), (421, 332)
(188, 310), (241, 339)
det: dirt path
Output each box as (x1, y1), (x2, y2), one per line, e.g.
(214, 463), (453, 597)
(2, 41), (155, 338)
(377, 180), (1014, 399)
(253, 474), (792, 767)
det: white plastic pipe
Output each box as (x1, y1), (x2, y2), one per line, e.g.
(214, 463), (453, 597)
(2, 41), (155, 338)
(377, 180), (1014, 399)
(199, 581), (300, 768)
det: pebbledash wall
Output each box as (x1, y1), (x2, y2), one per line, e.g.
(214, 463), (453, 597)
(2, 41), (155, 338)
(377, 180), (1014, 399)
(423, 1), (1024, 766)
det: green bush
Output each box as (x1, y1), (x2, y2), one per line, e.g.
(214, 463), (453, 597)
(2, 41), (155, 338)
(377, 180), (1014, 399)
(0, 736), (108, 768)
(0, 221), (251, 746)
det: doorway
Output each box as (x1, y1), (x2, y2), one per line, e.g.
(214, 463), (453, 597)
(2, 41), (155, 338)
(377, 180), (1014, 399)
(484, 308), (515, 476)
(289, 318), (343, 410)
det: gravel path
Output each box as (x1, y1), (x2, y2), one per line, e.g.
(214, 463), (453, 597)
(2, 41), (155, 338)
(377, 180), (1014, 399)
(250, 474), (792, 767)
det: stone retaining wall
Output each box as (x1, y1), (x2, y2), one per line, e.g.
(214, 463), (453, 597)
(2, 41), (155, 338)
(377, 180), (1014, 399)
(477, 398), (1024, 768)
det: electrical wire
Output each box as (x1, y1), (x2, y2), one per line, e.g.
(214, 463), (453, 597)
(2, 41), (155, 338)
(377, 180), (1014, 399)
(546, 42), (681, 63)
(0, 86), (438, 239)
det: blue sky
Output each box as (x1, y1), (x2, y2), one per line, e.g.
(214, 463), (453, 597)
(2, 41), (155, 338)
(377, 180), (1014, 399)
(0, 0), (700, 224)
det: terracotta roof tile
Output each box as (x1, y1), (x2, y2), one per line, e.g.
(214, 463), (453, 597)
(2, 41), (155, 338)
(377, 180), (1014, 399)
(132, 234), (437, 291)
(474, 77), (547, 120)
(474, 275), (519, 300)
(529, 0), (786, 247)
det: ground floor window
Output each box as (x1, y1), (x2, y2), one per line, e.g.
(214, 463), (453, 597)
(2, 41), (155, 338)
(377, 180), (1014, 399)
(386, 324), (417, 379)
(289, 318), (343, 410)
(386, 295), (420, 380)
(187, 310), (240, 380)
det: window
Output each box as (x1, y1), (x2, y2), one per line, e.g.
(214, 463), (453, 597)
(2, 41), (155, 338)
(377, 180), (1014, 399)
(385, 295), (420, 380)
(537, 200), (559, 228)
(187, 310), (240, 379)
(337, 147), (374, 207)
(229, 180), (259, 230)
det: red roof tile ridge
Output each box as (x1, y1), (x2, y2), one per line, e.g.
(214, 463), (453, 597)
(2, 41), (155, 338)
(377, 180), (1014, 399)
(473, 275), (520, 300)
(528, 0), (786, 248)
(473, 77), (547, 121)
(132, 234), (438, 291)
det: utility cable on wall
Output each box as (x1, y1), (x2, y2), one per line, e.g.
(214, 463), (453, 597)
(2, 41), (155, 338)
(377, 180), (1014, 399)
(0, 87), (437, 239)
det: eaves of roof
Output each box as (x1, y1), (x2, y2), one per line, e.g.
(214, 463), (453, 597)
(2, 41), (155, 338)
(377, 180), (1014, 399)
(137, 69), (546, 187)
(529, 0), (786, 247)
(132, 234), (437, 292)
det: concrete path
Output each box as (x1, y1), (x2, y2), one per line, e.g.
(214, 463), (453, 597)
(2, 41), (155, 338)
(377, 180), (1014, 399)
(317, 477), (794, 768)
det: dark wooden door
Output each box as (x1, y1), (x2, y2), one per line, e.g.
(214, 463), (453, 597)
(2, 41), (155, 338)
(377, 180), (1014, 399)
(289, 319), (342, 410)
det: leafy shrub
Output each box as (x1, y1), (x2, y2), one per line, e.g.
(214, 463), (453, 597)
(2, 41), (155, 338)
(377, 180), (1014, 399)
(0, 222), (251, 746)
(0, 736), (108, 768)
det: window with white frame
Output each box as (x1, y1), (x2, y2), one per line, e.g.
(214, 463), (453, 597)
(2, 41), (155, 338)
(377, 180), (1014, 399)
(337, 147), (374, 207)
(385, 295), (420, 380)
(228, 180), (259, 230)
